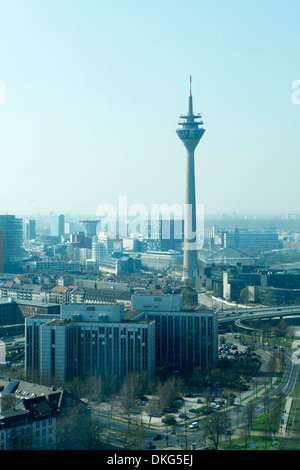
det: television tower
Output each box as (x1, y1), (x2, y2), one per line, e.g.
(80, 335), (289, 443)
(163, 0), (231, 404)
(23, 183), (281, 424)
(176, 77), (205, 280)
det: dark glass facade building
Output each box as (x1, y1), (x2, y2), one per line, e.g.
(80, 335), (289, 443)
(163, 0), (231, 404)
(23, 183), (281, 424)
(0, 215), (23, 273)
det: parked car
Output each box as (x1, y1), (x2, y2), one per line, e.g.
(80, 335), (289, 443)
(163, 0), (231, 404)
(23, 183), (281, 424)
(189, 408), (201, 413)
(146, 442), (156, 449)
(136, 399), (146, 406)
(165, 408), (177, 413)
(151, 434), (162, 440)
(189, 422), (199, 429)
(130, 407), (141, 414)
(212, 403), (221, 409)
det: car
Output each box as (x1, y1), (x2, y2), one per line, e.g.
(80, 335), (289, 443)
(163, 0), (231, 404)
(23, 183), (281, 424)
(179, 413), (188, 420)
(173, 398), (184, 407)
(189, 408), (201, 413)
(165, 408), (177, 413)
(212, 403), (221, 409)
(196, 398), (202, 404)
(189, 422), (199, 429)
(130, 407), (141, 414)
(146, 443), (156, 449)
(136, 399), (146, 406)
(151, 434), (162, 440)
(184, 393), (194, 398)
(138, 395), (148, 401)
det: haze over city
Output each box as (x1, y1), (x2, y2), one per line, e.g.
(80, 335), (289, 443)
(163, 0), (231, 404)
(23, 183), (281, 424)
(0, 0), (299, 217)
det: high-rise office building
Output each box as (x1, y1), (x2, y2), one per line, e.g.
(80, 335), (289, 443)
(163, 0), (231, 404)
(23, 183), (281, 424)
(25, 303), (155, 384)
(176, 77), (205, 280)
(131, 295), (218, 372)
(80, 220), (99, 238)
(0, 215), (23, 273)
(50, 214), (65, 237)
(25, 219), (36, 240)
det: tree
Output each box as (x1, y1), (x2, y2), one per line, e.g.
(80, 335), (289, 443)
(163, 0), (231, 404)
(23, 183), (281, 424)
(82, 373), (104, 403)
(243, 400), (256, 435)
(145, 397), (160, 428)
(156, 377), (178, 413)
(267, 354), (278, 386)
(1, 394), (18, 411)
(180, 287), (197, 305)
(56, 405), (92, 449)
(201, 411), (231, 450)
(119, 375), (138, 431)
(240, 288), (249, 304)
(274, 319), (288, 338)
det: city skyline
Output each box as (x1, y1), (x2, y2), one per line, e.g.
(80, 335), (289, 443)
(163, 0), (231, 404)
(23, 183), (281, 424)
(0, 0), (299, 216)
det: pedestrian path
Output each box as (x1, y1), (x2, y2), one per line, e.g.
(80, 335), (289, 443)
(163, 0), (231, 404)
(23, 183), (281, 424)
(280, 397), (293, 435)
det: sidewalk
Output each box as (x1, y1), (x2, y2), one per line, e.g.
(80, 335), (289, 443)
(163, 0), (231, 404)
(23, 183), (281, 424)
(280, 397), (293, 435)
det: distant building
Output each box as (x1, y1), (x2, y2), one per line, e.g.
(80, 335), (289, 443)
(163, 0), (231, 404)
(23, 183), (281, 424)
(0, 298), (60, 326)
(0, 215), (23, 273)
(145, 218), (184, 252)
(25, 220), (36, 240)
(131, 294), (183, 312)
(49, 285), (79, 304)
(50, 214), (65, 238)
(223, 228), (279, 251)
(27, 260), (80, 272)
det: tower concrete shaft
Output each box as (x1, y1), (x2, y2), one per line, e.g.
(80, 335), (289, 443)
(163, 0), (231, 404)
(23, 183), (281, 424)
(176, 79), (205, 280)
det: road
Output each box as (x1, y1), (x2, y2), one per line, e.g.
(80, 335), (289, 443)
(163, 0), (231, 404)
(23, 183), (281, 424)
(92, 346), (299, 450)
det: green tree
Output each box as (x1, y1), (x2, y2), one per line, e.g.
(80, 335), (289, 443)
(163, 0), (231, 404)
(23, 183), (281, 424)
(240, 288), (249, 304)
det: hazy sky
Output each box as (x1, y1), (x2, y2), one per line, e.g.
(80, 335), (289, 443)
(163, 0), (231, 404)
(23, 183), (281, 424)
(0, 0), (299, 217)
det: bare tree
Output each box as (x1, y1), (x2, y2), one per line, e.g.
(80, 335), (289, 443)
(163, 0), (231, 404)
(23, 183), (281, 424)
(243, 400), (256, 435)
(56, 405), (92, 449)
(267, 354), (278, 386)
(145, 396), (160, 427)
(201, 411), (231, 450)
(156, 377), (178, 414)
(83, 373), (104, 403)
(1, 394), (18, 411)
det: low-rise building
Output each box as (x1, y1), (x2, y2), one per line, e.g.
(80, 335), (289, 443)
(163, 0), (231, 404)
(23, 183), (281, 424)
(0, 379), (89, 450)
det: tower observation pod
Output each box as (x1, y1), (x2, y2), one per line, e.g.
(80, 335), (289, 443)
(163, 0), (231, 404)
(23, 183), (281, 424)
(176, 77), (205, 280)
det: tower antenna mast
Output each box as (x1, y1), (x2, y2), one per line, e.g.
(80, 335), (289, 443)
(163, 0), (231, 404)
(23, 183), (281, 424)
(176, 77), (205, 281)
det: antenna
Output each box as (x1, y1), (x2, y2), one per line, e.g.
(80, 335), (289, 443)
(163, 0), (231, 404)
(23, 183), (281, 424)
(190, 75), (192, 96)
